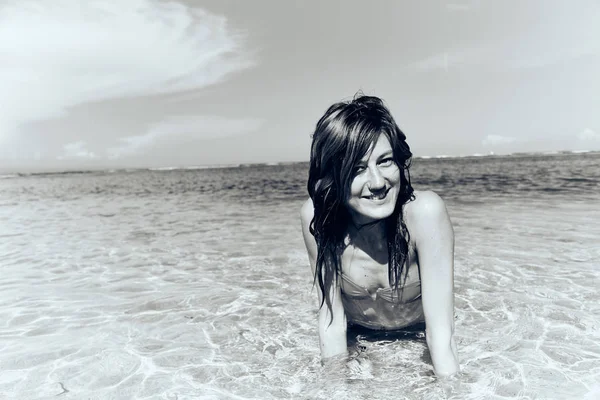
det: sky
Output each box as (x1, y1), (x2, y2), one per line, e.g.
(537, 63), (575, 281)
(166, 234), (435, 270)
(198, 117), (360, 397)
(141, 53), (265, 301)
(1, 0), (600, 171)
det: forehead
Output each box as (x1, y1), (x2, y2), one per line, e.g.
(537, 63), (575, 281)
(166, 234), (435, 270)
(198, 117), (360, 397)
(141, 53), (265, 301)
(360, 134), (392, 161)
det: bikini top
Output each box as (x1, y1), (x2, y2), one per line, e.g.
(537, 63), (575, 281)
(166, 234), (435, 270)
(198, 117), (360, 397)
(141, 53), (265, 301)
(339, 272), (423, 329)
(340, 272), (422, 304)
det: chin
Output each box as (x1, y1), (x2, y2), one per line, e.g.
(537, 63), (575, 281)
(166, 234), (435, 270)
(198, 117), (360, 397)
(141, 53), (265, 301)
(366, 207), (395, 221)
(354, 202), (396, 224)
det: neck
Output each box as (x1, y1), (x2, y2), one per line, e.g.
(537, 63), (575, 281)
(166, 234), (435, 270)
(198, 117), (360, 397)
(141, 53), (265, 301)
(348, 218), (387, 251)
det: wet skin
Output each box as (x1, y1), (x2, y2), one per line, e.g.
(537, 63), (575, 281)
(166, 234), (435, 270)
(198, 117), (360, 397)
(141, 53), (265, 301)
(302, 135), (459, 377)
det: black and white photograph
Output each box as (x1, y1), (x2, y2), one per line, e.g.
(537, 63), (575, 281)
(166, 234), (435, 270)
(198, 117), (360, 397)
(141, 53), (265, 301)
(1, 1), (599, 399)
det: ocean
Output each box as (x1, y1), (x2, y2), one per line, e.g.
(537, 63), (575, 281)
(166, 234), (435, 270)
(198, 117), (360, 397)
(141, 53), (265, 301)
(1, 152), (599, 399)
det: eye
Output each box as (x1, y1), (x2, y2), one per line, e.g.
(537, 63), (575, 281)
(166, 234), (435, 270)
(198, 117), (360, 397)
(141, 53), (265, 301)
(379, 157), (395, 167)
(353, 165), (366, 175)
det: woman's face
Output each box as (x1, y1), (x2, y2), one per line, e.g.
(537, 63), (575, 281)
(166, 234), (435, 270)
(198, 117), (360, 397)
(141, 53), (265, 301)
(346, 134), (400, 226)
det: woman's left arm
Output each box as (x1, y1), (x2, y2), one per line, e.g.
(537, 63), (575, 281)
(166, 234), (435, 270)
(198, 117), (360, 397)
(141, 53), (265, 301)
(409, 191), (459, 377)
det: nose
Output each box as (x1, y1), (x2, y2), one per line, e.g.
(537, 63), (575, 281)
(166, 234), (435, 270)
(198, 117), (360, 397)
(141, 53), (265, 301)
(367, 167), (385, 191)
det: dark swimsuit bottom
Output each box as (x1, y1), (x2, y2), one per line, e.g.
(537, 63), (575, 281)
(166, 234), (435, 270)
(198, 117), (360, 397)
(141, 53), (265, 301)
(340, 273), (425, 330)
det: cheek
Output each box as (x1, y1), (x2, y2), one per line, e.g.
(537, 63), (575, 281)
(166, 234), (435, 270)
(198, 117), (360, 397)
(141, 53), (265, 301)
(387, 167), (401, 184)
(348, 177), (363, 197)
(345, 180), (363, 209)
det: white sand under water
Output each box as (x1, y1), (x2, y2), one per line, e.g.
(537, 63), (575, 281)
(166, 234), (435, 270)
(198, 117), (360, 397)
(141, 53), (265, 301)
(1, 159), (599, 399)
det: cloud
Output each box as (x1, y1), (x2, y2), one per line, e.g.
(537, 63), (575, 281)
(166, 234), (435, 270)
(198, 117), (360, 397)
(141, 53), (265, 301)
(57, 141), (98, 160)
(409, 52), (457, 71)
(107, 116), (263, 159)
(0, 0), (254, 147)
(482, 134), (517, 147)
(577, 128), (600, 142)
(446, 3), (471, 11)
(409, 3), (600, 71)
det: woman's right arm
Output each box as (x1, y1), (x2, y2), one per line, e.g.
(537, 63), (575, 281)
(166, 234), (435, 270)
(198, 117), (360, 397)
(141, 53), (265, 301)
(300, 199), (348, 360)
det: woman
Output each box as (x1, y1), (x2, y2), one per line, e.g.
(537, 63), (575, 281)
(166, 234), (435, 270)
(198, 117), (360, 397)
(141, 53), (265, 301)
(300, 94), (459, 377)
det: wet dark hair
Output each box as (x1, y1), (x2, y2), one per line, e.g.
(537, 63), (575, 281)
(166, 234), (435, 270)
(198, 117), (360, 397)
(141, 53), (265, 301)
(307, 94), (414, 320)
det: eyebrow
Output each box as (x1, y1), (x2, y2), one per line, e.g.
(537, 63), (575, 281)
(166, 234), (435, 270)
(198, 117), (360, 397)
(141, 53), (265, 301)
(372, 151), (393, 161)
(358, 151), (393, 164)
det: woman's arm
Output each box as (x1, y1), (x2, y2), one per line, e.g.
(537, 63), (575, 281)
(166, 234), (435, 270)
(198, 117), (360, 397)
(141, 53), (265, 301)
(407, 191), (459, 377)
(300, 199), (348, 360)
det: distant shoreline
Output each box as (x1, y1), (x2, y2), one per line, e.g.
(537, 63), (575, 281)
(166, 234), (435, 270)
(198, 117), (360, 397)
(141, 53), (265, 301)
(1, 150), (599, 176)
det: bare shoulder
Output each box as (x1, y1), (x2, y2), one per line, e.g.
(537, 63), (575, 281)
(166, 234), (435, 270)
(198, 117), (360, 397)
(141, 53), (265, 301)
(300, 198), (317, 262)
(405, 190), (448, 217)
(404, 190), (453, 238)
(300, 198), (314, 227)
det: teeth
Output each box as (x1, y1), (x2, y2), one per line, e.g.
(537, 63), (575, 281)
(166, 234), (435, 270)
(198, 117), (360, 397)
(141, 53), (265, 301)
(369, 192), (386, 200)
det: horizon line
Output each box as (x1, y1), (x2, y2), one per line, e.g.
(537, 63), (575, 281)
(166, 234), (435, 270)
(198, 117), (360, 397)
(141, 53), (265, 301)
(2, 149), (599, 176)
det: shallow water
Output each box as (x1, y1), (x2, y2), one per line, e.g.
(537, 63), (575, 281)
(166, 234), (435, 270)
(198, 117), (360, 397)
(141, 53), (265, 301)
(1, 153), (599, 399)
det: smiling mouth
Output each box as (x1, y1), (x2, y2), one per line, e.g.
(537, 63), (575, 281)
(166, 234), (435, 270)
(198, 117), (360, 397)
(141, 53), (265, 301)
(363, 188), (389, 201)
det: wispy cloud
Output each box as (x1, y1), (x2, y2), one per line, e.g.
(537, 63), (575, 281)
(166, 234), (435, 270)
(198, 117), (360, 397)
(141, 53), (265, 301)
(577, 128), (600, 142)
(446, 3), (471, 12)
(409, 52), (457, 72)
(482, 134), (517, 147)
(0, 0), (254, 148)
(107, 116), (263, 159)
(410, 2), (600, 72)
(57, 141), (98, 160)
